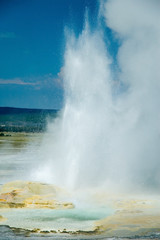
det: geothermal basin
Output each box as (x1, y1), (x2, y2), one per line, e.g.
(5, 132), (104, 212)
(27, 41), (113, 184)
(0, 133), (160, 239)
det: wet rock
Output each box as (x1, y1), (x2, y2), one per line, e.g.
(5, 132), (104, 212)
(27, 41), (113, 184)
(30, 228), (40, 233)
(40, 230), (50, 234)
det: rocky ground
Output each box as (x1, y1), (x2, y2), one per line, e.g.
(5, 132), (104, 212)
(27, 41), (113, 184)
(0, 181), (74, 210)
(95, 194), (160, 237)
(0, 133), (160, 238)
(0, 181), (160, 238)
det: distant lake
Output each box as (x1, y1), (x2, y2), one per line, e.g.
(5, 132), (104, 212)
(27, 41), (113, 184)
(0, 107), (59, 132)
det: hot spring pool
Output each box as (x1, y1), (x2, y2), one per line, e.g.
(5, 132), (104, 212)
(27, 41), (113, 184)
(0, 206), (113, 233)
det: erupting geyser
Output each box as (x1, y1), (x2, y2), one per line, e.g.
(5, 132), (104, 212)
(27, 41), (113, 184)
(1, 1), (160, 238)
(34, 0), (160, 193)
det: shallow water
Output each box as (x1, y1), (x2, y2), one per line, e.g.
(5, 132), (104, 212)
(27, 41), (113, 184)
(0, 206), (113, 231)
(0, 133), (42, 184)
(1, 225), (160, 240)
(0, 225), (114, 240)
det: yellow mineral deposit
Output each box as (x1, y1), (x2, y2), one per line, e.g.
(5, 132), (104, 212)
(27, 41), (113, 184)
(0, 181), (74, 209)
(1, 181), (160, 237)
(0, 215), (6, 222)
(94, 195), (160, 237)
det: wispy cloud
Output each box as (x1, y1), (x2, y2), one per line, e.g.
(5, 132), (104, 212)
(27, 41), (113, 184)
(0, 78), (39, 86)
(0, 32), (16, 39)
(0, 74), (63, 88)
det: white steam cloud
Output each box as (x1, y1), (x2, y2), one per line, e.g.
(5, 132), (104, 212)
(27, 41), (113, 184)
(103, 0), (160, 190)
(32, 0), (160, 192)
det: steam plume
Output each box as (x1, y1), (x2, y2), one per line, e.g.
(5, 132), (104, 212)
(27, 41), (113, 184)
(33, 0), (160, 192)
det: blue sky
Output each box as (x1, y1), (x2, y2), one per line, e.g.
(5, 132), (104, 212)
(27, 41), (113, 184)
(0, 0), (120, 109)
(0, 0), (99, 109)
